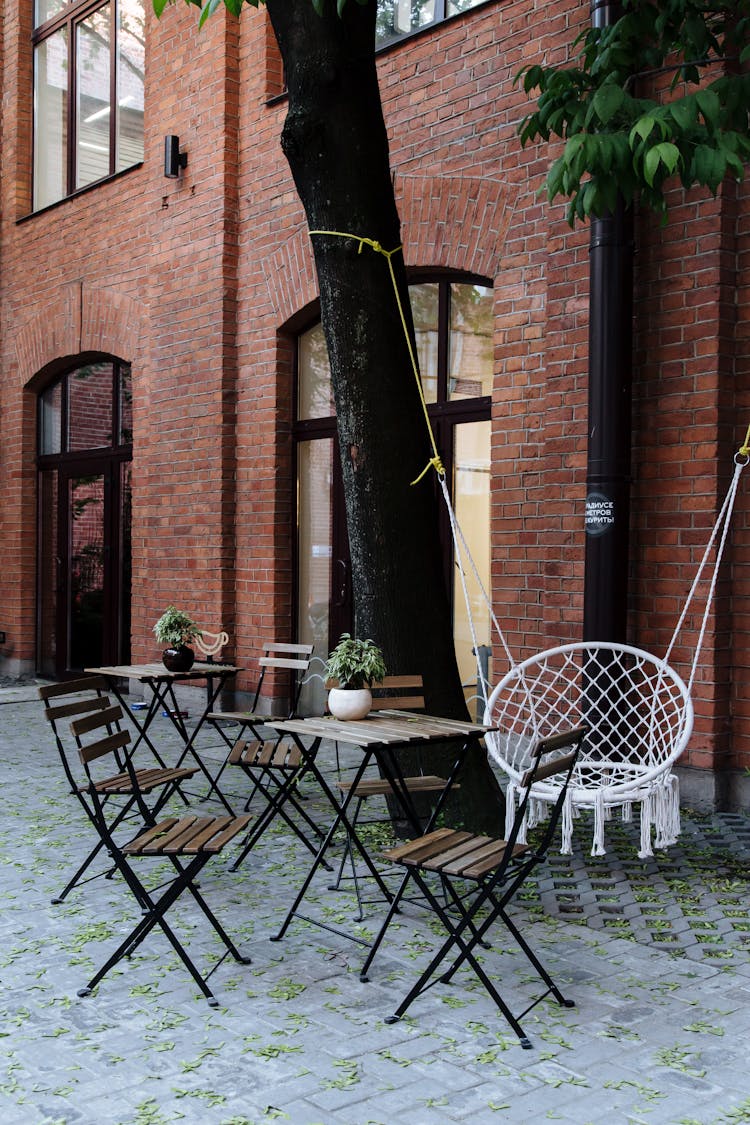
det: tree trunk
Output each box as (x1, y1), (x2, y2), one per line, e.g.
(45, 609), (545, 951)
(266, 0), (502, 830)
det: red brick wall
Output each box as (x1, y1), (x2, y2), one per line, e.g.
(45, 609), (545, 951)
(1, 0), (747, 796)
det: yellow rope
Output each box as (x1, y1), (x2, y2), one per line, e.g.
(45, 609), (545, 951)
(309, 229), (445, 482)
(739, 422), (750, 458)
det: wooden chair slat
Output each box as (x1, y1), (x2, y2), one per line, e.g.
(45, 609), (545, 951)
(256, 742), (278, 766)
(78, 729), (131, 764)
(45, 695), (110, 722)
(461, 842), (530, 879)
(70, 704), (124, 737)
(384, 827), (461, 864)
(417, 833), (494, 872)
(183, 814), (253, 854)
(337, 774), (449, 797)
(228, 739), (252, 764)
(124, 818), (182, 852)
(521, 751), (577, 788)
(369, 695), (425, 711)
(126, 816), (204, 854)
(38, 676), (109, 701)
(259, 657), (311, 671)
(165, 816), (234, 854)
(430, 836), (503, 875)
(261, 642), (314, 656)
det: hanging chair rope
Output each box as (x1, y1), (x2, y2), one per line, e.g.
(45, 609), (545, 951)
(664, 449), (748, 693)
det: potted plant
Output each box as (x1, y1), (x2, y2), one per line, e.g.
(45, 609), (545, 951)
(325, 633), (386, 720)
(153, 606), (201, 672)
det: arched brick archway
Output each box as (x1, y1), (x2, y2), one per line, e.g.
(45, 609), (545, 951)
(15, 283), (143, 383)
(261, 174), (515, 324)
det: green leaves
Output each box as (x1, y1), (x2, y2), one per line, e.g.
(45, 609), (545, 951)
(152, 0), (260, 22)
(517, 0), (750, 225)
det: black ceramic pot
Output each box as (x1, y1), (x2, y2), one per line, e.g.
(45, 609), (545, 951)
(162, 644), (195, 672)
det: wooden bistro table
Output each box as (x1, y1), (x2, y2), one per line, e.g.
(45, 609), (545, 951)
(85, 662), (240, 814)
(267, 710), (497, 949)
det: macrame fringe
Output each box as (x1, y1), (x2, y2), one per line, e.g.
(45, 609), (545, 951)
(591, 789), (607, 857)
(560, 790), (574, 855)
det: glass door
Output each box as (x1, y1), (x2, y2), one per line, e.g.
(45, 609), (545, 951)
(37, 361), (133, 677)
(48, 459), (131, 674)
(66, 469), (106, 670)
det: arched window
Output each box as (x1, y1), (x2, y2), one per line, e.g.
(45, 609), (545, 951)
(37, 360), (132, 676)
(294, 277), (493, 714)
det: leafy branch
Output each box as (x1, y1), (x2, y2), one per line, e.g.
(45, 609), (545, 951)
(517, 0), (750, 224)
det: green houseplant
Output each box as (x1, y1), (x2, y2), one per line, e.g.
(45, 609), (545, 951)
(325, 633), (386, 720)
(153, 606), (201, 672)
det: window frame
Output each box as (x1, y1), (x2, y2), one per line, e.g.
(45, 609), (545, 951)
(375, 0), (496, 51)
(32, 0), (144, 211)
(292, 272), (493, 656)
(36, 359), (134, 466)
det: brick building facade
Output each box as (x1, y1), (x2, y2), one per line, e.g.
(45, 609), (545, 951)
(1, 0), (748, 808)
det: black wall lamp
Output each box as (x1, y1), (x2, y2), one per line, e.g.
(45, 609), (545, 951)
(164, 135), (188, 178)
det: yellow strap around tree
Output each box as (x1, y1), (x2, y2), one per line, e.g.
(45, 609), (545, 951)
(309, 229), (445, 483)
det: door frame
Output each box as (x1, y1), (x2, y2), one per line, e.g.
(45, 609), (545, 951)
(37, 447), (132, 678)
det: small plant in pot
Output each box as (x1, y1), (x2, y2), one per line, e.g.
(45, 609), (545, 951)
(325, 633), (386, 721)
(153, 606), (201, 672)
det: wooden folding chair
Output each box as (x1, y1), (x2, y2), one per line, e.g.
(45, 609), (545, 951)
(205, 643), (325, 866)
(329, 675), (457, 919)
(39, 677), (197, 904)
(362, 726), (587, 1049)
(69, 704), (252, 1006)
(205, 642), (313, 795)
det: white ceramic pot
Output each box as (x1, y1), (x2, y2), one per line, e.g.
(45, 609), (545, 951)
(327, 687), (372, 721)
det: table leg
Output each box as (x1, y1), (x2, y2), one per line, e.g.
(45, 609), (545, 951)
(161, 674), (237, 814)
(271, 737), (396, 943)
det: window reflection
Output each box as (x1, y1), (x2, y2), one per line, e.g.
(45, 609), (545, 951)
(33, 29), (68, 211)
(40, 382), (63, 455)
(376, 0), (488, 47)
(412, 283), (439, 405)
(449, 283), (493, 400)
(298, 322), (334, 420)
(297, 440), (333, 716)
(77, 5), (112, 189)
(39, 362), (132, 455)
(68, 362), (115, 451)
(117, 0), (145, 171)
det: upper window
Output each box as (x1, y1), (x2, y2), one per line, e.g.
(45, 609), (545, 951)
(297, 280), (493, 421)
(33, 0), (145, 211)
(38, 361), (133, 456)
(376, 0), (489, 48)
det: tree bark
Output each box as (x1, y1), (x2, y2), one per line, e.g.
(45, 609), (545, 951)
(266, 0), (502, 830)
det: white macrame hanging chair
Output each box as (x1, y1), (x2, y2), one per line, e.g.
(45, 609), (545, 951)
(441, 447), (748, 860)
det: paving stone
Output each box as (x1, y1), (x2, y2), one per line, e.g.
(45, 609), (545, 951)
(3, 689), (750, 1123)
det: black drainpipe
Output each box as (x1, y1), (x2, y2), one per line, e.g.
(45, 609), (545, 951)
(583, 0), (634, 643)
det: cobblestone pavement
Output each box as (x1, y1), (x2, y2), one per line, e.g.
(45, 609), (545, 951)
(2, 684), (750, 1125)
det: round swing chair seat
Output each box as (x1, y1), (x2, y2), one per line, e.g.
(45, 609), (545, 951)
(484, 642), (694, 859)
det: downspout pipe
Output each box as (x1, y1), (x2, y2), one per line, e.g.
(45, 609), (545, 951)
(583, 0), (635, 642)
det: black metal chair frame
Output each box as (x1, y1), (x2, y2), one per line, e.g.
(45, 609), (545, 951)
(70, 705), (252, 1006)
(39, 677), (196, 905)
(361, 726), (587, 1049)
(206, 643), (325, 865)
